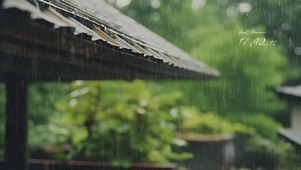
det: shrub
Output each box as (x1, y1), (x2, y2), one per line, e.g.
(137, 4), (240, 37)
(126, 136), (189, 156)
(226, 113), (281, 140)
(176, 106), (253, 136)
(54, 80), (192, 167)
(246, 135), (299, 170)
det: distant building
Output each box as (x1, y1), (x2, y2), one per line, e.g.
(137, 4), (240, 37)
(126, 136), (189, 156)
(275, 84), (301, 155)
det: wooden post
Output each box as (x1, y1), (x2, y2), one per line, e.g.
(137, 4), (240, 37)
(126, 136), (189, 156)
(4, 76), (28, 170)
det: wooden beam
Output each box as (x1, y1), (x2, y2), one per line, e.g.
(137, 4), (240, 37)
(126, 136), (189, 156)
(0, 50), (167, 81)
(4, 75), (29, 170)
(0, 12), (165, 73)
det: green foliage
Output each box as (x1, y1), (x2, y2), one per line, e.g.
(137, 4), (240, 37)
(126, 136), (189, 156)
(28, 121), (71, 151)
(54, 80), (192, 167)
(226, 113), (281, 140)
(120, 0), (288, 122)
(0, 82), (70, 157)
(188, 19), (287, 114)
(26, 83), (71, 156)
(233, 0), (301, 79)
(28, 83), (71, 124)
(176, 107), (253, 135)
(246, 135), (299, 170)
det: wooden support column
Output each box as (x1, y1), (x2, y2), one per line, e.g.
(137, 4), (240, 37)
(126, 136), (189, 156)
(4, 75), (28, 170)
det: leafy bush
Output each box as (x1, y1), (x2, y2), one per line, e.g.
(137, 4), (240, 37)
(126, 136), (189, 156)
(26, 80), (257, 168)
(28, 83), (71, 124)
(246, 135), (299, 170)
(226, 113), (282, 140)
(28, 121), (71, 152)
(25, 80), (298, 170)
(172, 107), (299, 170)
(175, 106), (253, 136)
(54, 80), (192, 167)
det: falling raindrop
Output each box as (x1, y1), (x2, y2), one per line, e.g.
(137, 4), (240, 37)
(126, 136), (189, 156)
(294, 47), (301, 55)
(191, 0), (206, 10)
(238, 2), (252, 13)
(150, 0), (160, 9)
(281, 23), (290, 31)
(226, 6), (238, 17)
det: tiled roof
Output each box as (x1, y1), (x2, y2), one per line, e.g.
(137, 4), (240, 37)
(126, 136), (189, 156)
(0, 0), (219, 81)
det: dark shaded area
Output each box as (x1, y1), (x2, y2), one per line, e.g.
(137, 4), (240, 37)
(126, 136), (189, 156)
(4, 75), (28, 170)
(174, 136), (237, 170)
(0, 160), (176, 170)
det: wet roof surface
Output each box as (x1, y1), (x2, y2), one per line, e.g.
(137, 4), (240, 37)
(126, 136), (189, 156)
(0, 0), (219, 81)
(59, 0), (198, 60)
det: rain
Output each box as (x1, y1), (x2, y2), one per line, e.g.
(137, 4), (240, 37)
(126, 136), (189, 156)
(0, 0), (301, 170)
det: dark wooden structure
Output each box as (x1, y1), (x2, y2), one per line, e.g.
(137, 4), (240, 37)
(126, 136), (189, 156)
(0, 0), (219, 169)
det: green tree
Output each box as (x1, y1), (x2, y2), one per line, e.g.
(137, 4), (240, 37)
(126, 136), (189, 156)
(119, 0), (288, 118)
(189, 22), (287, 115)
(226, 0), (301, 80)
